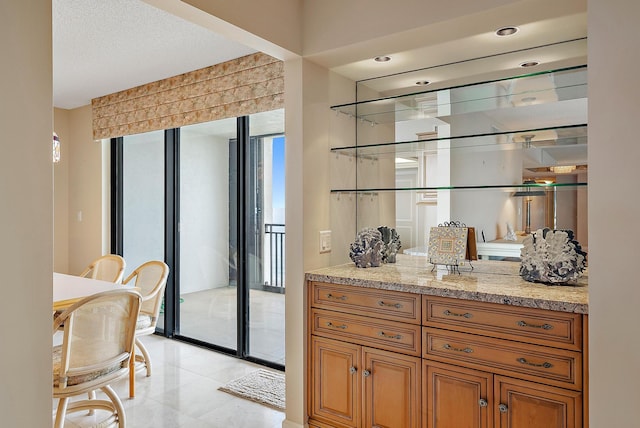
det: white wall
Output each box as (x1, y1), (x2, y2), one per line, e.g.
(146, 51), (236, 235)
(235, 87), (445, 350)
(180, 134), (231, 292)
(588, 0), (640, 425)
(54, 108), (71, 273)
(283, 57), (305, 428)
(0, 1), (53, 426)
(67, 105), (106, 274)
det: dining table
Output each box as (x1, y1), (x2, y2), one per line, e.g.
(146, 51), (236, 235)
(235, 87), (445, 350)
(53, 272), (139, 398)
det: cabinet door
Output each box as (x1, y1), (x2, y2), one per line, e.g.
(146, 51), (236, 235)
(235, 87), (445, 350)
(310, 336), (361, 427)
(363, 347), (421, 428)
(495, 376), (582, 428)
(424, 361), (492, 428)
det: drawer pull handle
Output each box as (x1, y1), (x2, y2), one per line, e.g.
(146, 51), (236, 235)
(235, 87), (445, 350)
(349, 366), (357, 374)
(499, 404), (508, 413)
(443, 343), (473, 353)
(326, 322), (347, 329)
(517, 320), (553, 330)
(378, 300), (402, 309)
(378, 331), (402, 340)
(479, 399), (488, 408)
(363, 369), (371, 377)
(443, 309), (473, 319)
(517, 357), (553, 369)
(326, 293), (347, 301)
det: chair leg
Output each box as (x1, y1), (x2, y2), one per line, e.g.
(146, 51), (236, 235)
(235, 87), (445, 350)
(136, 337), (152, 377)
(129, 346), (135, 398)
(87, 390), (96, 415)
(102, 384), (127, 427)
(54, 397), (69, 428)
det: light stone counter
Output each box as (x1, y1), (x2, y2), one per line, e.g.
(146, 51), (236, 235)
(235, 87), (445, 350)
(305, 254), (588, 314)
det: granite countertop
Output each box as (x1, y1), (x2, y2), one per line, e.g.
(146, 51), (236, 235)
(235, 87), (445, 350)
(305, 254), (588, 314)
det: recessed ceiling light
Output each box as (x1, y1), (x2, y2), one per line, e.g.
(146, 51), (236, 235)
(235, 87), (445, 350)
(520, 60), (540, 68)
(495, 26), (519, 37)
(374, 56), (391, 62)
(415, 80), (430, 86)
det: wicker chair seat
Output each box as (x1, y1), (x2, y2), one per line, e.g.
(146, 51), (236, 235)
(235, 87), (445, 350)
(52, 346), (122, 387)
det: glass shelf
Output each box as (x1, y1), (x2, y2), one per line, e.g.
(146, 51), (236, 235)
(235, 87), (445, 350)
(331, 182), (587, 194)
(329, 44), (589, 249)
(331, 124), (587, 159)
(331, 65), (587, 126)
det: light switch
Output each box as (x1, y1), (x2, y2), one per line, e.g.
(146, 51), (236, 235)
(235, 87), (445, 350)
(319, 230), (332, 253)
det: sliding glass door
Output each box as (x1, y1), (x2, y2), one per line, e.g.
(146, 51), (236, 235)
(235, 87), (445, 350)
(114, 109), (285, 367)
(247, 111), (285, 364)
(119, 130), (166, 327)
(178, 117), (238, 350)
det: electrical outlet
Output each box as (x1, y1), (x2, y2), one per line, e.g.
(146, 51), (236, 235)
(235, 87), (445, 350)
(319, 230), (332, 253)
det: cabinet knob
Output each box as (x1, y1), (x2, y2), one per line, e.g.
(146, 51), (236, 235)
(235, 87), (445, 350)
(349, 366), (357, 374)
(363, 370), (371, 377)
(478, 399), (488, 408)
(499, 404), (508, 413)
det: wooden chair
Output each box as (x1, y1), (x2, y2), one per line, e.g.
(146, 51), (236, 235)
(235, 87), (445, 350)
(80, 254), (126, 284)
(123, 260), (169, 378)
(52, 289), (141, 428)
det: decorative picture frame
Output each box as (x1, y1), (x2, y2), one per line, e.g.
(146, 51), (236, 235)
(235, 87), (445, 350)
(428, 226), (468, 266)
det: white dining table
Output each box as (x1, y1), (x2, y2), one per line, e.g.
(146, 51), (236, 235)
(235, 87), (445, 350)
(53, 272), (134, 311)
(53, 272), (138, 397)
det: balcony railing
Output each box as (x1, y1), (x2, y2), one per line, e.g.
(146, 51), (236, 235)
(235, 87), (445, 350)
(265, 223), (285, 292)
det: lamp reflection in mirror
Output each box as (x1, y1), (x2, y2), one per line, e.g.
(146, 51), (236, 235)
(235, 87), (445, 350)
(53, 132), (60, 163)
(513, 180), (546, 234)
(550, 165), (576, 174)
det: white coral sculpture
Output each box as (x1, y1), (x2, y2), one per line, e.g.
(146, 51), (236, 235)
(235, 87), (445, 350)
(520, 228), (587, 284)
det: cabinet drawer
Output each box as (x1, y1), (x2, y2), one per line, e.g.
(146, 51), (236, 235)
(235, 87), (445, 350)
(311, 282), (420, 324)
(423, 327), (582, 390)
(311, 308), (421, 356)
(423, 296), (582, 350)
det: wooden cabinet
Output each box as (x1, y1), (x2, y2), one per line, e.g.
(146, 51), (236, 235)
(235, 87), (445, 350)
(310, 336), (360, 427)
(308, 282), (421, 428)
(364, 347), (421, 428)
(423, 296), (586, 428)
(309, 335), (420, 428)
(307, 281), (588, 428)
(424, 361), (492, 428)
(495, 376), (582, 428)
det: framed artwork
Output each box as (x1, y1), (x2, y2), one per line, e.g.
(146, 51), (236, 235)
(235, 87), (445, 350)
(428, 226), (468, 265)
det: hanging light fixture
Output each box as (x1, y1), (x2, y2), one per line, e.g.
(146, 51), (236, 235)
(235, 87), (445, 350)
(550, 165), (576, 174)
(513, 180), (546, 234)
(52, 132), (61, 163)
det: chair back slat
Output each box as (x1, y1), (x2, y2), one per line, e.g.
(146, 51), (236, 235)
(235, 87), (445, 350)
(124, 261), (169, 324)
(53, 289), (141, 389)
(80, 254), (126, 283)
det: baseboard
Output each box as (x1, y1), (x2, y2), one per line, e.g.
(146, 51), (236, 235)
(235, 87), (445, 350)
(281, 419), (305, 428)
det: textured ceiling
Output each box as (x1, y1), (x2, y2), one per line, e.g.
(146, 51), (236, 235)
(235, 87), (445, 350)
(53, 0), (256, 109)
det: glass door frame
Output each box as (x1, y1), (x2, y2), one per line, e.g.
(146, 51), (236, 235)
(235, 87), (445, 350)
(110, 120), (284, 371)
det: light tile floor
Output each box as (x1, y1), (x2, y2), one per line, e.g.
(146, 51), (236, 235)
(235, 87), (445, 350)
(160, 287), (285, 365)
(54, 335), (286, 428)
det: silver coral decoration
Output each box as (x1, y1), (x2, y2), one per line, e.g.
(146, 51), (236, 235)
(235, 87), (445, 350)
(377, 226), (402, 263)
(349, 228), (384, 268)
(520, 228), (587, 284)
